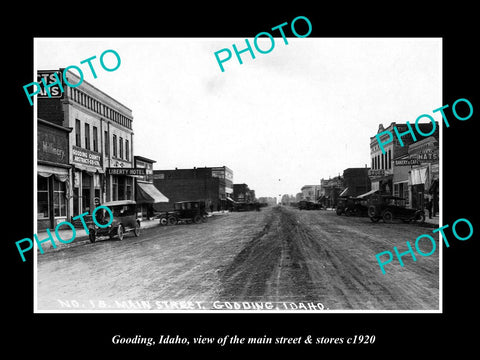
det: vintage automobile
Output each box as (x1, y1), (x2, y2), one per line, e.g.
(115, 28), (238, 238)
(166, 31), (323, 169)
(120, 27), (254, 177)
(336, 196), (368, 217)
(159, 200), (208, 225)
(298, 200), (323, 210)
(88, 200), (141, 242)
(367, 194), (425, 223)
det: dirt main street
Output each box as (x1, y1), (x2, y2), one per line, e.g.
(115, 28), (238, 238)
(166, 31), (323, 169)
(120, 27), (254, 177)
(36, 206), (439, 311)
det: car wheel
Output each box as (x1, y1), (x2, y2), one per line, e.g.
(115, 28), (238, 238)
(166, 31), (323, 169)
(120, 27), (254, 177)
(168, 216), (177, 225)
(89, 232), (96, 243)
(134, 221), (140, 237)
(336, 208), (343, 216)
(117, 225), (124, 241)
(415, 212), (426, 223)
(194, 215), (202, 224)
(159, 217), (168, 226)
(383, 210), (393, 223)
(368, 205), (377, 218)
(345, 208), (353, 217)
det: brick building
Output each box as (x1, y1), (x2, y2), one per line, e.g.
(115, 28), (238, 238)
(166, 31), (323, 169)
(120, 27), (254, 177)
(233, 183), (256, 203)
(152, 166), (233, 211)
(37, 69), (136, 227)
(340, 167), (371, 198)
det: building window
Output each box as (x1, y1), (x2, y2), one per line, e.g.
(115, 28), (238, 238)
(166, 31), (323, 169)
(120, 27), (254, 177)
(53, 180), (66, 217)
(104, 130), (109, 156)
(93, 126), (98, 152)
(113, 134), (117, 157)
(119, 137), (123, 159)
(125, 139), (129, 161)
(388, 149), (392, 169)
(75, 119), (81, 147)
(85, 123), (90, 150)
(37, 175), (49, 219)
(126, 177), (132, 200)
(112, 176), (118, 201)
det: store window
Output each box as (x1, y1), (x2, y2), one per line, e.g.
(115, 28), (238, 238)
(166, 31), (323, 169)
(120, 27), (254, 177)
(112, 176), (118, 201)
(125, 139), (129, 161)
(53, 179), (66, 217)
(126, 177), (132, 200)
(37, 175), (49, 219)
(118, 177), (125, 200)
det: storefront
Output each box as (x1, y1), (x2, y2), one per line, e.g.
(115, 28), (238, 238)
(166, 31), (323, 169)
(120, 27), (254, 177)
(136, 181), (169, 219)
(368, 169), (393, 195)
(37, 119), (72, 230)
(408, 137), (439, 213)
(71, 145), (104, 216)
(134, 156), (169, 219)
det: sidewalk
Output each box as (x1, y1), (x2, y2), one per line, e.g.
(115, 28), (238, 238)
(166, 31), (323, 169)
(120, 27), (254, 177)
(423, 214), (440, 227)
(35, 218), (161, 253)
(35, 211), (230, 253)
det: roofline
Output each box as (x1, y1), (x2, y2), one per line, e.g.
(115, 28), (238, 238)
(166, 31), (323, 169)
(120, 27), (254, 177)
(61, 69), (133, 113)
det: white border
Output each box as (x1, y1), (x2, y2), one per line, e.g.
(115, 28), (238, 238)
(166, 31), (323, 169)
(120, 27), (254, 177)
(33, 37), (443, 314)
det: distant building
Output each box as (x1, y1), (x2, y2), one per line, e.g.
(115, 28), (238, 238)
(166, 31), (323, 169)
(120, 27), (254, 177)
(152, 166), (233, 211)
(295, 192), (303, 202)
(319, 176), (344, 208)
(258, 197), (277, 206)
(300, 185), (321, 201)
(233, 183), (256, 203)
(340, 167), (371, 197)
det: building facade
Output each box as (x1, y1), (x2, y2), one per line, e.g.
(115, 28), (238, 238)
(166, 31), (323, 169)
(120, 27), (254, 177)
(233, 183), (256, 203)
(37, 69), (136, 226)
(134, 156), (169, 219)
(370, 122), (439, 210)
(369, 122), (437, 196)
(319, 176), (344, 208)
(37, 118), (72, 230)
(341, 167), (371, 198)
(300, 185), (321, 201)
(152, 166), (233, 211)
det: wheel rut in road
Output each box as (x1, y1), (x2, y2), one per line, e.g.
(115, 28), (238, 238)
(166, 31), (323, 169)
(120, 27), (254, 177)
(217, 206), (319, 302)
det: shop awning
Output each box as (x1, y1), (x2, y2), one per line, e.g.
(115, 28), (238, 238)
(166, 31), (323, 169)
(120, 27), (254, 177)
(339, 187), (349, 197)
(136, 182), (169, 204)
(73, 163), (104, 174)
(226, 197), (237, 203)
(410, 167), (429, 186)
(357, 189), (378, 199)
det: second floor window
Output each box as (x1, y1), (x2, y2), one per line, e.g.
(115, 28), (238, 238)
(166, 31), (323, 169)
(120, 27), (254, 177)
(85, 123), (90, 150)
(75, 119), (81, 147)
(113, 134), (117, 157)
(93, 126), (98, 152)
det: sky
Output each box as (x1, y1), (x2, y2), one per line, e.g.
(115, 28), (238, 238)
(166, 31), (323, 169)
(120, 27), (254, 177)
(35, 37), (442, 199)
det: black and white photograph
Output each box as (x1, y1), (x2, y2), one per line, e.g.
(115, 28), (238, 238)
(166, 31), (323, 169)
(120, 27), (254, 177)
(33, 37), (442, 312)
(7, 7), (478, 356)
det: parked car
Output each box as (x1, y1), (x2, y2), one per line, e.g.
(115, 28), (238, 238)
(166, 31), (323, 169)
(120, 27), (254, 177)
(336, 197), (368, 217)
(298, 200), (323, 210)
(88, 200), (141, 242)
(160, 200), (208, 225)
(367, 194), (425, 223)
